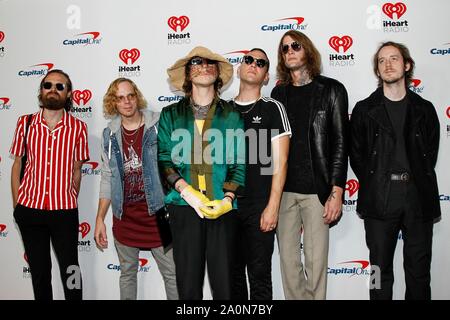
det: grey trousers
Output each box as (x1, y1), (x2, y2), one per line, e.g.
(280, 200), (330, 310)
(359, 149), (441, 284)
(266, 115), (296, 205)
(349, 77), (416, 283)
(114, 238), (178, 300)
(276, 192), (329, 300)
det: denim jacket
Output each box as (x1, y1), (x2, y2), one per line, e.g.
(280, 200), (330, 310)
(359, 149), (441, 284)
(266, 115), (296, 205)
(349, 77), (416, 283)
(99, 110), (165, 219)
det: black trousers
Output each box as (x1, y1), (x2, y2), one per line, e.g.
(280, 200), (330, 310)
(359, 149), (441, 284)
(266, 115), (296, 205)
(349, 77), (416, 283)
(168, 205), (237, 300)
(13, 204), (82, 300)
(364, 181), (433, 300)
(232, 198), (275, 300)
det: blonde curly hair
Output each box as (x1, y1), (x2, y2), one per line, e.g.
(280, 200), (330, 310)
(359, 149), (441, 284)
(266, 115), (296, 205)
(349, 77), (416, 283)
(103, 78), (147, 117)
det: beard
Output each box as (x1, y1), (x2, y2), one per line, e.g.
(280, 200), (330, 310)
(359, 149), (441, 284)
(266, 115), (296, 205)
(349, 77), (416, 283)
(41, 94), (66, 110)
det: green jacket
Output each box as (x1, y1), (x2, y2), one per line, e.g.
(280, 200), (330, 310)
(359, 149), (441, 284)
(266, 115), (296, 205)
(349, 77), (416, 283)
(157, 97), (245, 207)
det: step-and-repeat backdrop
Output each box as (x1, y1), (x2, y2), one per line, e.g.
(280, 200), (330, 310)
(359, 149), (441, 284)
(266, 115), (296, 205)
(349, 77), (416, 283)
(0, 0), (449, 300)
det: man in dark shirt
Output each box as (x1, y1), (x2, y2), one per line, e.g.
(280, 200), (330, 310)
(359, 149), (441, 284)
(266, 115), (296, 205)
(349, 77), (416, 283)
(231, 48), (291, 300)
(350, 41), (441, 300)
(271, 30), (349, 300)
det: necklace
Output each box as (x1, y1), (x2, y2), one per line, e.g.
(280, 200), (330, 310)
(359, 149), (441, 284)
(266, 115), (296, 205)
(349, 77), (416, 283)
(121, 113), (143, 145)
(191, 98), (213, 119)
(233, 96), (260, 114)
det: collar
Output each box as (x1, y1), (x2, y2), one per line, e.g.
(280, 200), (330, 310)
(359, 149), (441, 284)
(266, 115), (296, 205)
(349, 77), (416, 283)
(34, 109), (71, 128)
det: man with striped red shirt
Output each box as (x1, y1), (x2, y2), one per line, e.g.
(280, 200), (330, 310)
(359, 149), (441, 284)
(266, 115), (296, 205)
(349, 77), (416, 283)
(10, 69), (90, 300)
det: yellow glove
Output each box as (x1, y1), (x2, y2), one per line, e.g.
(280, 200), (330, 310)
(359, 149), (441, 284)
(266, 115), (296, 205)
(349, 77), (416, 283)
(180, 185), (210, 218)
(200, 199), (233, 220)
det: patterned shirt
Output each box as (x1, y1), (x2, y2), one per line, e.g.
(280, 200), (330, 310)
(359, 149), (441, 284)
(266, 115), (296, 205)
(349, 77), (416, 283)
(10, 110), (90, 210)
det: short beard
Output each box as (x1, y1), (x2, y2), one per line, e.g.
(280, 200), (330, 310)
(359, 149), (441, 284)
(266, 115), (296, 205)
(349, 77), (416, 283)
(42, 96), (66, 110)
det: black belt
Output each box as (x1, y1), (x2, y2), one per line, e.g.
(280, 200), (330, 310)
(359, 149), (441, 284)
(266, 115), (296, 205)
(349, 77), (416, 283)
(390, 172), (410, 182)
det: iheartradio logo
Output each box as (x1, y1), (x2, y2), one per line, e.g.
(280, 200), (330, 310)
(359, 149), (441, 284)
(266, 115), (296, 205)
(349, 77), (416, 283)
(329, 36), (353, 53)
(410, 79), (421, 88)
(72, 89), (92, 106)
(119, 48), (140, 65)
(382, 2), (407, 19)
(167, 16), (190, 32)
(345, 179), (359, 197)
(0, 224), (6, 232)
(0, 31), (5, 43)
(446, 106), (450, 119)
(0, 97), (10, 105)
(139, 258), (149, 267)
(409, 78), (424, 93)
(79, 222), (91, 239)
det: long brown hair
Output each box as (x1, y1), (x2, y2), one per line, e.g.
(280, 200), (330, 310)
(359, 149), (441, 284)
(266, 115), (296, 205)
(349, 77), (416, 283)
(276, 30), (322, 85)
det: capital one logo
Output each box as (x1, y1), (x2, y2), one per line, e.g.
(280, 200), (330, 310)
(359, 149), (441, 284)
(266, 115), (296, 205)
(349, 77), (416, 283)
(382, 2), (407, 19)
(224, 50), (250, 65)
(119, 48), (140, 65)
(0, 31), (5, 43)
(278, 17), (304, 25)
(79, 222), (91, 239)
(167, 16), (190, 32)
(345, 179), (359, 197)
(76, 31), (100, 40)
(72, 89), (92, 106)
(82, 161), (100, 176)
(18, 63), (54, 77)
(329, 36), (353, 53)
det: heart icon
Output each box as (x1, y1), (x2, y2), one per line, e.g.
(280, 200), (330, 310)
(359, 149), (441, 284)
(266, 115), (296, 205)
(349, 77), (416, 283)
(329, 36), (353, 53)
(119, 48), (140, 65)
(72, 89), (92, 106)
(167, 16), (190, 32)
(382, 2), (407, 19)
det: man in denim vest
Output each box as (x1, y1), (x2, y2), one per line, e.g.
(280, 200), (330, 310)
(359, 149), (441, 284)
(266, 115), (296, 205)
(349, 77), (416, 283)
(94, 78), (178, 300)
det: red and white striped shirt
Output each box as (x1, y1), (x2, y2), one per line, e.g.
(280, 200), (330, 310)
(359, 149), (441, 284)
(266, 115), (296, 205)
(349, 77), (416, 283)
(10, 110), (90, 210)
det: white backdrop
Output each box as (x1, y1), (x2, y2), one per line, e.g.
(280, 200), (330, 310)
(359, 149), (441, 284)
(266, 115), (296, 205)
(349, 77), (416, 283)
(0, 0), (449, 300)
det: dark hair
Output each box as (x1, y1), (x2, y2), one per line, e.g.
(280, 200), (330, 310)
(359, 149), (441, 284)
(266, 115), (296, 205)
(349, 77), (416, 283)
(373, 41), (415, 87)
(276, 30), (322, 85)
(182, 61), (223, 97)
(38, 69), (73, 112)
(249, 47), (270, 70)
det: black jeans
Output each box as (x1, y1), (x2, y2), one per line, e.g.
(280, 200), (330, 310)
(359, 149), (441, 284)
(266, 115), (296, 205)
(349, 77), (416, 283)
(168, 205), (237, 300)
(364, 182), (433, 300)
(232, 198), (275, 300)
(13, 204), (82, 300)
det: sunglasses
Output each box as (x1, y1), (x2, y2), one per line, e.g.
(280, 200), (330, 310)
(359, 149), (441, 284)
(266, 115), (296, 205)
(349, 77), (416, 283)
(42, 82), (66, 91)
(115, 93), (137, 103)
(243, 55), (269, 68)
(281, 41), (302, 54)
(189, 56), (217, 66)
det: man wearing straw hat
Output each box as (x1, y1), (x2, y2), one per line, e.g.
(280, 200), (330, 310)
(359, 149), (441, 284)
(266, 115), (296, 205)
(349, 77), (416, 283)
(158, 46), (245, 299)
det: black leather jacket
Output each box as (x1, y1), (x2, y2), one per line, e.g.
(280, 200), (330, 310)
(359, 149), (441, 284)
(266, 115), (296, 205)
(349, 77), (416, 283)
(271, 75), (349, 205)
(350, 87), (441, 221)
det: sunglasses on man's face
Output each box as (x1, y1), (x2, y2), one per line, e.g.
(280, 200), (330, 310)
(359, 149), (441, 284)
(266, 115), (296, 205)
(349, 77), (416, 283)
(281, 41), (302, 54)
(189, 57), (217, 66)
(42, 82), (66, 91)
(243, 55), (269, 68)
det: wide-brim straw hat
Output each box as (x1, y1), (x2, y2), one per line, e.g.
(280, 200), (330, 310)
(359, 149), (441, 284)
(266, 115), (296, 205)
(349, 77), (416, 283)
(167, 46), (233, 91)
